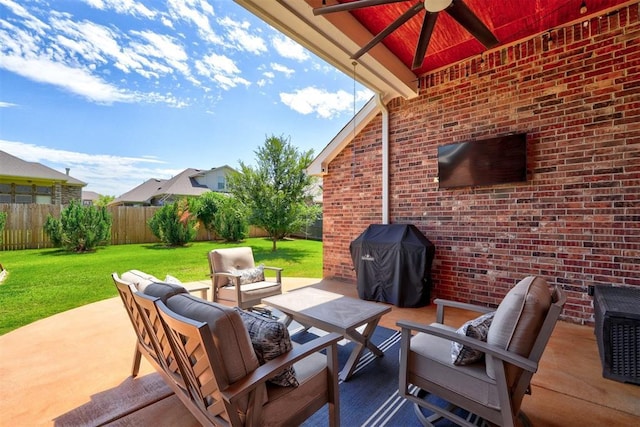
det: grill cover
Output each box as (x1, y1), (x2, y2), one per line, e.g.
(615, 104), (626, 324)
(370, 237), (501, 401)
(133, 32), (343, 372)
(350, 224), (435, 308)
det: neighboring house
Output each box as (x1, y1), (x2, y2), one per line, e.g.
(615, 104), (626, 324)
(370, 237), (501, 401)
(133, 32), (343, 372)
(110, 166), (235, 206)
(81, 191), (101, 206)
(238, 1), (639, 325)
(0, 150), (86, 205)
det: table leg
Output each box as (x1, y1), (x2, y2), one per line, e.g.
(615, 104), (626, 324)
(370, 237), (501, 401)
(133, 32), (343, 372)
(339, 316), (383, 381)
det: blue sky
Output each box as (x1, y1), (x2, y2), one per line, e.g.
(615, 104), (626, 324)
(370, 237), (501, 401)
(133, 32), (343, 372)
(0, 0), (372, 196)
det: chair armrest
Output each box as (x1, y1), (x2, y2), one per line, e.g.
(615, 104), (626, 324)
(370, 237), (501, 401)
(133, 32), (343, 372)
(221, 332), (342, 404)
(263, 266), (283, 284)
(396, 320), (537, 373)
(433, 298), (494, 324)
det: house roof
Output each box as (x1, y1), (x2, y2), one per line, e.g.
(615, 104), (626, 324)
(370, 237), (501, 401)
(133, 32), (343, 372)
(0, 150), (86, 186)
(81, 191), (101, 201)
(112, 178), (166, 205)
(111, 166), (236, 205)
(236, 0), (633, 100)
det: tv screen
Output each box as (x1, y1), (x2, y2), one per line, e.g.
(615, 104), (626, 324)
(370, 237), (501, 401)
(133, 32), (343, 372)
(438, 133), (527, 189)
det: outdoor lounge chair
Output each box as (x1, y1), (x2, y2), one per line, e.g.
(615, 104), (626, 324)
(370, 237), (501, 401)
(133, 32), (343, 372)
(398, 276), (566, 427)
(207, 247), (283, 310)
(155, 294), (341, 426)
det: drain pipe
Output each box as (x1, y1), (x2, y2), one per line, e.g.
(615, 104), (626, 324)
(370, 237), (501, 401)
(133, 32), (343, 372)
(376, 93), (389, 224)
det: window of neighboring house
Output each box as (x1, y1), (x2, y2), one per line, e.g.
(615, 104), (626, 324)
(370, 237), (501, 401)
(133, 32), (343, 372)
(36, 186), (51, 195)
(0, 184), (10, 203)
(35, 195), (52, 204)
(35, 186), (52, 204)
(15, 185), (33, 203)
(217, 176), (226, 190)
(15, 185), (31, 194)
(15, 194), (33, 204)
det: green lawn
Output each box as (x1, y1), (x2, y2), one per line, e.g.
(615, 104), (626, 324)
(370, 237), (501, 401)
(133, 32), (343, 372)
(0, 238), (322, 335)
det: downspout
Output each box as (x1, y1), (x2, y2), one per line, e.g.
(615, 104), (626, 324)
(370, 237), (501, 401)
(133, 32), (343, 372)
(376, 93), (389, 224)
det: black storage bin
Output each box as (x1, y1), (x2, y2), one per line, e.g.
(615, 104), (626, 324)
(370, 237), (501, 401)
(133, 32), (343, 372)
(593, 285), (640, 385)
(350, 224), (435, 308)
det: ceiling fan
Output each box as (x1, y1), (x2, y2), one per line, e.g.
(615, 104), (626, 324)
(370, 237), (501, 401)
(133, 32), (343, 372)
(313, 0), (499, 70)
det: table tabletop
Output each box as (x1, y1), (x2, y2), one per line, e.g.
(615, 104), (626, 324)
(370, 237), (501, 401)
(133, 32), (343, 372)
(263, 287), (391, 333)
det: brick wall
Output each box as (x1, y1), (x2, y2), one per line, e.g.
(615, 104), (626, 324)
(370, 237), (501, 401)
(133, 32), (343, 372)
(322, 3), (640, 324)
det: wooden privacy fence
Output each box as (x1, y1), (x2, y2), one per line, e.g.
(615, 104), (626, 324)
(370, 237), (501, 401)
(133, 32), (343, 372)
(0, 204), (268, 251)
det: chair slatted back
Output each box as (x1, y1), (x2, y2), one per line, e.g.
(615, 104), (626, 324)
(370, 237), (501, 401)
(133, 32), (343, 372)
(132, 291), (187, 390)
(112, 273), (161, 370)
(155, 299), (238, 426)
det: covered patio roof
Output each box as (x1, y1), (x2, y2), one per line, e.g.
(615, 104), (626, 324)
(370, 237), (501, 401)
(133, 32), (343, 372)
(236, 0), (636, 177)
(236, 0), (635, 100)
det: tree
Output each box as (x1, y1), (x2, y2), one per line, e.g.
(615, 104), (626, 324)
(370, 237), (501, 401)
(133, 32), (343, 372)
(213, 195), (248, 242)
(147, 199), (196, 246)
(43, 200), (112, 252)
(192, 192), (248, 242)
(95, 194), (115, 207)
(228, 134), (321, 251)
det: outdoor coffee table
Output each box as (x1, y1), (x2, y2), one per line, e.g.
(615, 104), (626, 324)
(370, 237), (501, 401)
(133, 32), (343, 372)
(262, 287), (391, 381)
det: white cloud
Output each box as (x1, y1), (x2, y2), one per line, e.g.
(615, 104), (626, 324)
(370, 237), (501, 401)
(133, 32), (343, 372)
(0, 53), (134, 104)
(219, 16), (267, 55)
(0, 0), (49, 35)
(195, 53), (250, 90)
(271, 62), (294, 77)
(0, 140), (181, 196)
(82, 0), (156, 19)
(0, 101), (18, 108)
(280, 87), (372, 119)
(271, 34), (309, 61)
(166, 0), (223, 46)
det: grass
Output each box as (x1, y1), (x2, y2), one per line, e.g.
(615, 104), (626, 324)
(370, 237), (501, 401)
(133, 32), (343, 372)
(0, 238), (323, 335)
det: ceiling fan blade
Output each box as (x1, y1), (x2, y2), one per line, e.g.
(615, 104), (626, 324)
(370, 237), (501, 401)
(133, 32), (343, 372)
(445, 0), (498, 48)
(313, 0), (408, 16)
(351, 2), (424, 60)
(412, 12), (438, 69)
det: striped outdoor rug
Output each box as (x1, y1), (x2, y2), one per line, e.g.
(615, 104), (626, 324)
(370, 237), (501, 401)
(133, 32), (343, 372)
(294, 326), (487, 427)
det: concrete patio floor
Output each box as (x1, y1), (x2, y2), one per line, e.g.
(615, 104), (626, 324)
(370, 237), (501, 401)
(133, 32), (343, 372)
(1, 277), (639, 426)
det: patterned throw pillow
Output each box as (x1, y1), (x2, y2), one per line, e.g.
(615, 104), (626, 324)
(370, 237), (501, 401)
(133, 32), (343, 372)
(229, 264), (265, 285)
(235, 308), (298, 387)
(451, 311), (495, 366)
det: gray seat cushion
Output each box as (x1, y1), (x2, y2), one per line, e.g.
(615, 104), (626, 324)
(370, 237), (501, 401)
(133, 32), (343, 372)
(410, 323), (501, 410)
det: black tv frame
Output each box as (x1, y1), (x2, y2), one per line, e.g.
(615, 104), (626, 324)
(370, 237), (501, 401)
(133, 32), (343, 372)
(437, 133), (527, 189)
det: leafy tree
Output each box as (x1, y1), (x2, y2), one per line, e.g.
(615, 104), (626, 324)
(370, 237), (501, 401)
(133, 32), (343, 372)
(191, 192), (220, 236)
(192, 192), (248, 242)
(147, 199), (196, 246)
(213, 194), (248, 242)
(43, 199), (112, 252)
(228, 134), (321, 251)
(95, 194), (115, 207)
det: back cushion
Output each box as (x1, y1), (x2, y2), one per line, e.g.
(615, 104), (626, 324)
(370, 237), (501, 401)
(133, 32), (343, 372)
(211, 247), (256, 286)
(166, 294), (260, 383)
(120, 270), (187, 302)
(486, 276), (551, 382)
(121, 269), (158, 291)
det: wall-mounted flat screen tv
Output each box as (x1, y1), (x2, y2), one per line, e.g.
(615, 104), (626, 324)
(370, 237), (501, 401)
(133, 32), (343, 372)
(438, 133), (527, 189)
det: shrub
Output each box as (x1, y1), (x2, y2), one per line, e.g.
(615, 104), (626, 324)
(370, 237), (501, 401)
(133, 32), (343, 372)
(213, 195), (248, 242)
(0, 211), (6, 244)
(147, 199), (196, 246)
(43, 200), (112, 252)
(192, 192), (248, 242)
